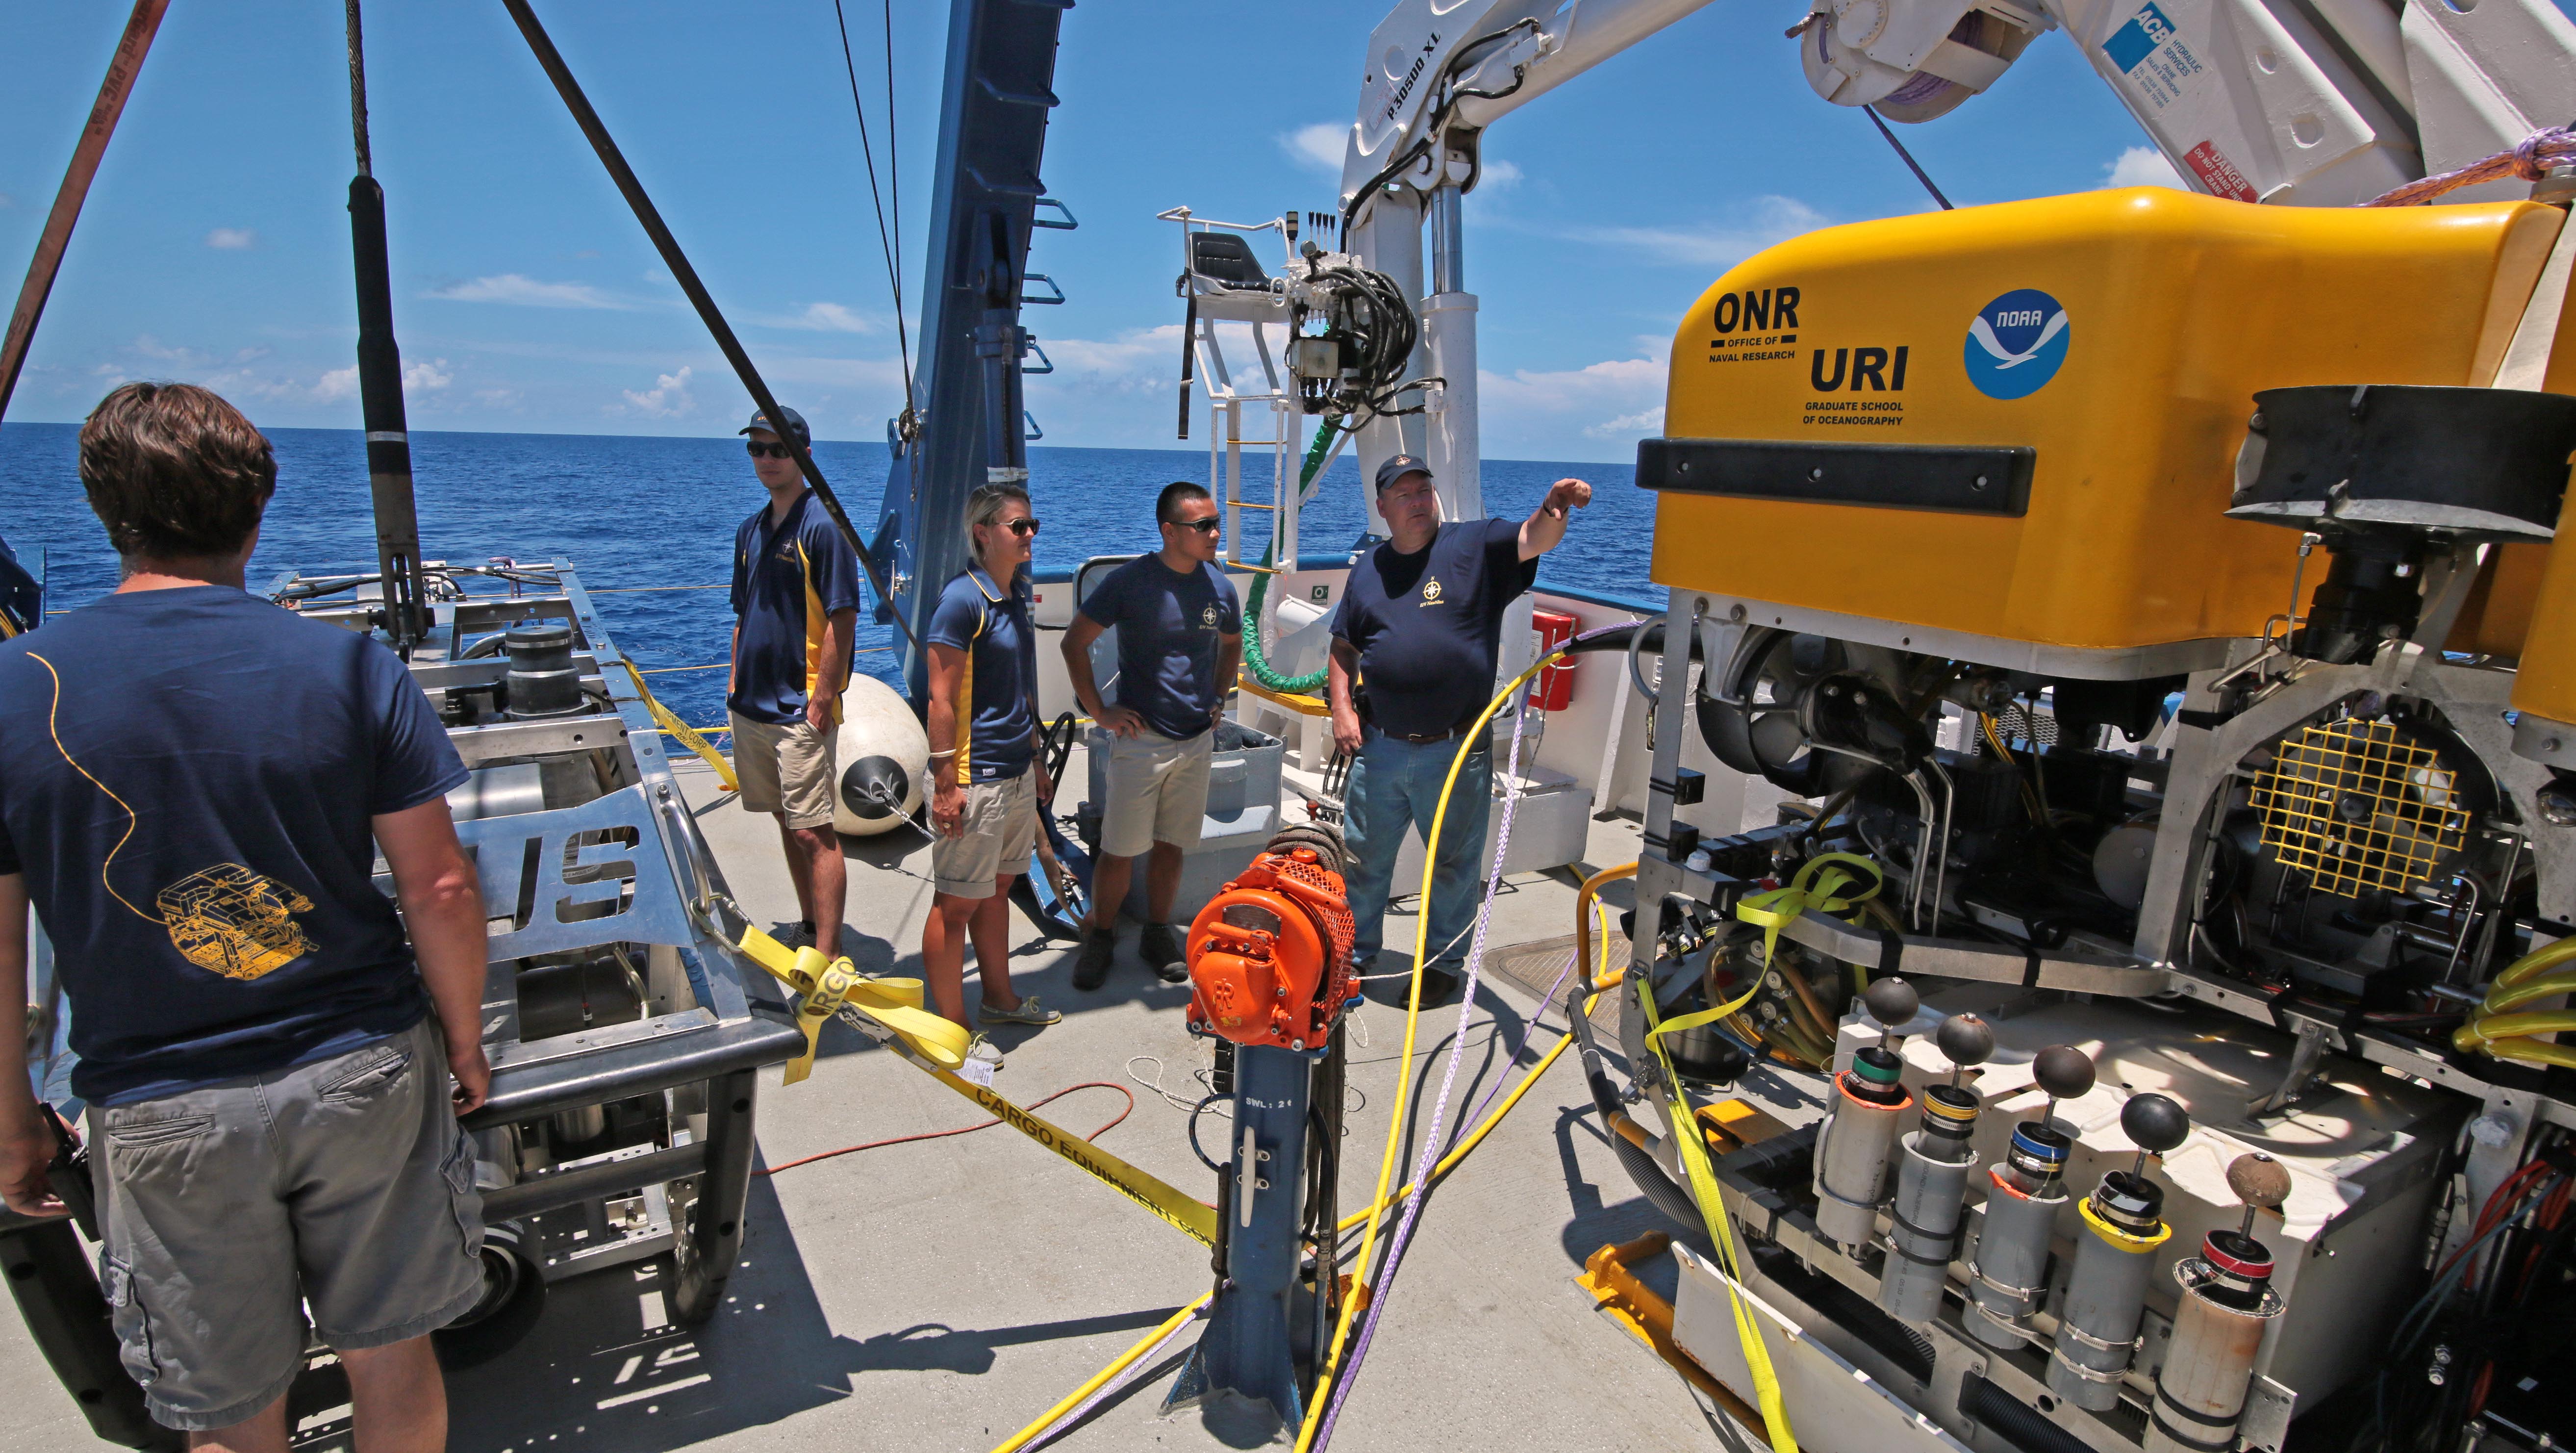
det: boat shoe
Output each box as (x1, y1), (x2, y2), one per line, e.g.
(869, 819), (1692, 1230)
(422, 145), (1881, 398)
(980, 996), (1061, 1027)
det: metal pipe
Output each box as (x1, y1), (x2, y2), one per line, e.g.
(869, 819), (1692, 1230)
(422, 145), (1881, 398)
(479, 1141), (703, 1221)
(0, 0), (171, 424)
(1427, 184), (1464, 294)
(343, 0), (428, 651)
(498, 0), (916, 652)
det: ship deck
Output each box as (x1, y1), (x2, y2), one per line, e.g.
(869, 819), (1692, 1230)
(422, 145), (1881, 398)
(1, 743), (1823, 1453)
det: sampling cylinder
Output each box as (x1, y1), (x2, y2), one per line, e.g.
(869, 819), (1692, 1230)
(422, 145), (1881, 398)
(1878, 1084), (1981, 1323)
(2147, 1231), (2286, 1453)
(1812, 1046), (1912, 1250)
(2048, 1171), (2173, 1409)
(1968, 1123), (2072, 1349)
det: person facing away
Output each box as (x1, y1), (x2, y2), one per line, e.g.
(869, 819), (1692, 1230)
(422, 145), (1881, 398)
(0, 382), (494, 1451)
(1060, 481), (1243, 989)
(921, 482), (1063, 1070)
(1327, 454), (1592, 1000)
(725, 405), (860, 960)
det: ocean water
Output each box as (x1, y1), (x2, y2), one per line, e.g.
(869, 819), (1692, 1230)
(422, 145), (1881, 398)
(0, 424), (1657, 728)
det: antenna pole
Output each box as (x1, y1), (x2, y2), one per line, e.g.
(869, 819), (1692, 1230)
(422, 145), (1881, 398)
(345, 0), (430, 653)
(0, 0), (172, 426)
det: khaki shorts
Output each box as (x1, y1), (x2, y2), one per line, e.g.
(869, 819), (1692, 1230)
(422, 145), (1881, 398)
(1097, 729), (1213, 858)
(87, 1019), (484, 1430)
(932, 770), (1038, 899)
(731, 712), (838, 829)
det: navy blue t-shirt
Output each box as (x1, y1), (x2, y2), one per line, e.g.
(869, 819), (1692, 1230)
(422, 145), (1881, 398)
(1330, 518), (1538, 738)
(729, 490), (862, 726)
(925, 565), (1038, 783)
(0, 587), (469, 1105)
(1078, 556), (1242, 741)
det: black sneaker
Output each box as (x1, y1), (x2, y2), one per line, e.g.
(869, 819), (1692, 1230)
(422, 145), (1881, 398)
(1072, 928), (1116, 991)
(1140, 922), (1189, 984)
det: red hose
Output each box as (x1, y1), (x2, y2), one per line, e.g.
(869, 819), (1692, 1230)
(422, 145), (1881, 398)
(758, 1082), (1136, 1176)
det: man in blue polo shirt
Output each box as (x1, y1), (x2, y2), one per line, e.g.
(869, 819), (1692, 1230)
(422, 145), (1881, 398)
(1328, 455), (1591, 998)
(726, 405), (861, 959)
(1061, 482), (1242, 989)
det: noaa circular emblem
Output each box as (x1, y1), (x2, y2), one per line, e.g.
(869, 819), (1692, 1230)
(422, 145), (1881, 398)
(1421, 577), (1444, 603)
(1963, 289), (2071, 401)
(1200, 604), (1220, 629)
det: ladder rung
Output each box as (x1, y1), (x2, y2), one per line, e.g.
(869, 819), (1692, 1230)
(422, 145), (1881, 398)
(1225, 560), (1288, 575)
(1226, 439), (1285, 446)
(1227, 500), (1278, 510)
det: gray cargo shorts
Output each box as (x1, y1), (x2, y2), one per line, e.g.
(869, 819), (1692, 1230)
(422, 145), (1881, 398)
(87, 1018), (486, 1430)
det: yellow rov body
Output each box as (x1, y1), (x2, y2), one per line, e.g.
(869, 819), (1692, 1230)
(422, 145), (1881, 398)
(1641, 187), (2567, 675)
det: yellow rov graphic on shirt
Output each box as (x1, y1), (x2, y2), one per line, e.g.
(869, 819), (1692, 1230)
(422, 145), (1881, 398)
(31, 651), (318, 982)
(157, 865), (316, 980)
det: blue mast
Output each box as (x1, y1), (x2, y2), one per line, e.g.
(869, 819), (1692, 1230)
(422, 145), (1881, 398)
(872, 0), (1074, 697)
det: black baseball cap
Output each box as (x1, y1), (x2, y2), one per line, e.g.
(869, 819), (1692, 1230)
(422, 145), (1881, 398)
(739, 406), (810, 448)
(1374, 454), (1432, 492)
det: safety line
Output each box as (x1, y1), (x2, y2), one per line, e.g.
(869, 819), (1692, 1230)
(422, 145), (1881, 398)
(617, 661), (737, 791)
(760, 1081), (1133, 1175)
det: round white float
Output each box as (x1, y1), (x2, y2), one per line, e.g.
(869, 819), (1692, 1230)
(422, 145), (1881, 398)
(831, 674), (929, 836)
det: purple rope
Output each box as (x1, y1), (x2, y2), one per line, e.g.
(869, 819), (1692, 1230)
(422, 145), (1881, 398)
(1314, 685), (1538, 1448)
(2364, 125), (2576, 206)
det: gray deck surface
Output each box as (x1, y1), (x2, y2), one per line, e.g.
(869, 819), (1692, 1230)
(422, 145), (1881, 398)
(2, 750), (1808, 1452)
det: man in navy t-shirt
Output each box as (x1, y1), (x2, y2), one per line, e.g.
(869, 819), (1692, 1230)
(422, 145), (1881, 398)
(0, 384), (491, 1442)
(1328, 455), (1591, 997)
(1060, 482), (1242, 988)
(726, 405), (862, 959)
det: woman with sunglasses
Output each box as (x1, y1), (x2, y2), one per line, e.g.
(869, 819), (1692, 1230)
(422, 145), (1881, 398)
(921, 482), (1060, 1068)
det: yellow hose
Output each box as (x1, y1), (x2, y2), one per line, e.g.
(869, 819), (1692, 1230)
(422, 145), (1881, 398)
(2478, 969), (2576, 1015)
(991, 865), (1617, 1453)
(2452, 934), (2576, 1065)
(1295, 647), (1573, 1452)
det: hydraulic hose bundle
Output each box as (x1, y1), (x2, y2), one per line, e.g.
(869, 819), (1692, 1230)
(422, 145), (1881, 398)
(2451, 933), (2576, 1069)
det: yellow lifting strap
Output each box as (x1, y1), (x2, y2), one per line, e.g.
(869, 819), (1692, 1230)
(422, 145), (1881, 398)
(618, 660), (738, 791)
(729, 921), (1220, 1248)
(733, 922), (969, 1078)
(1635, 971), (1801, 1453)
(1638, 854), (1883, 1055)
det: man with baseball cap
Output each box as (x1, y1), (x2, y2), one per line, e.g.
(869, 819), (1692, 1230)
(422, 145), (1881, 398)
(1327, 455), (1591, 998)
(726, 405), (861, 957)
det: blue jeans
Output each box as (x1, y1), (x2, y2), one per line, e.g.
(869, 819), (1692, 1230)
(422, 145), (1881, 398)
(1341, 727), (1492, 969)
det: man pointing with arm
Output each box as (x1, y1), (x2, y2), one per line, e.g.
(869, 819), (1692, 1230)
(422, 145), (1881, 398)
(1327, 456), (1591, 1000)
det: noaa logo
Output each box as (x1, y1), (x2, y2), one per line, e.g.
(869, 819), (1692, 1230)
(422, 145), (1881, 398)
(1200, 604), (1220, 629)
(1964, 289), (2071, 400)
(1421, 577), (1444, 604)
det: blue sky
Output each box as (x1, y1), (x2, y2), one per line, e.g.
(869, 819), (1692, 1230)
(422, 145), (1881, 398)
(5, 0), (2196, 463)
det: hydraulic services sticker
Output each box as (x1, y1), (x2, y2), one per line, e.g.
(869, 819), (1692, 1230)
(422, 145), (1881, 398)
(1965, 290), (2071, 400)
(2102, 0), (2206, 111)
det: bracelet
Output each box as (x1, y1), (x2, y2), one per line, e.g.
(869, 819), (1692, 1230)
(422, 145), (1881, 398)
(927, 747), (959, 760)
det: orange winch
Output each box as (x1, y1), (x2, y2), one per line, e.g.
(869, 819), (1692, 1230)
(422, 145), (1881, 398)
(1184, 825), (1356, 1051)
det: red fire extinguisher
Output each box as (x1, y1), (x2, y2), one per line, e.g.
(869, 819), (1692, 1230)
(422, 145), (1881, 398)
(1531, 608), (1577, 711)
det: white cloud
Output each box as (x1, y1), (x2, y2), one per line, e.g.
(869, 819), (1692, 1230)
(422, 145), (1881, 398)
(430, 274), (631, 309)
(474, 387), (524, 410)
(1556, 197), (1829, 268)
(311, 367), (359, 403)
(1281, 123), (1346, 175)
(1478, 337), (1672, 444)
(205, 228), (255, 250)
(619, 365), (696, 417)
(2103, 146), (2185, 189)
(1478, 159), (1523, 191)
(1035, 324), (1190, 395)
(764, 302), (876, 334)
(403, 358), (452, 391)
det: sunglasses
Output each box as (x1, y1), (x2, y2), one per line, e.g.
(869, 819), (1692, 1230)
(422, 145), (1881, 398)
(1166, 517), (1221, 534)
(995, 517), (1041, 537)
(745, 440), (797, 460)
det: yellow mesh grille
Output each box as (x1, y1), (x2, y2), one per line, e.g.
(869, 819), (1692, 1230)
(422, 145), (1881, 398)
(2254, 718), (2472, 898)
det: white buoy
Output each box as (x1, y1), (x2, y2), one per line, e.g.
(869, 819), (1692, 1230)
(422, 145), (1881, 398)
(832, 674), (929, 836)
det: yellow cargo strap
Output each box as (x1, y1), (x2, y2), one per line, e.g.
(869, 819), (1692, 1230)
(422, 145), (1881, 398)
(733, 922), (969, 1077)
(619, 660), (738, 791)
(1636, 969), (1800, 1453)
(1731, 851), (1884, 968)
(729, 918), (1217, 1246)
(918, 1065), (1219, 1248)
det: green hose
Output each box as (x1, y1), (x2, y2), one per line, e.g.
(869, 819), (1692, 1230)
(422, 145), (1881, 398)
(1239, 423), (1343, 694)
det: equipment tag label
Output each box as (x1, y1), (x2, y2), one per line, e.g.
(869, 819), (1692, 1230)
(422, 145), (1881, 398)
(2102, 1), (2205, 111)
